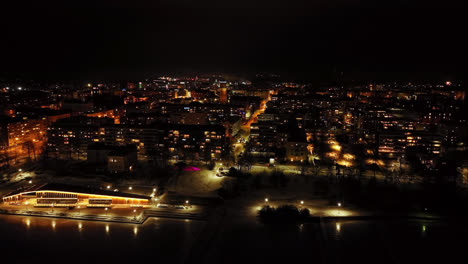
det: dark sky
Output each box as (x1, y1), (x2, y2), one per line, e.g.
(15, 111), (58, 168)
(1, 0), (464, 81)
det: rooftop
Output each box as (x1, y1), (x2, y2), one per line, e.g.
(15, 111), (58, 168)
(3, 183), (150, 200)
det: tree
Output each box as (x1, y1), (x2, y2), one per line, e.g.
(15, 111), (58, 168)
(370, 162), (379, 178)
(228, 167), (238, 177)
(299, 208), (310, 218)
(0, 147), (10, 168)
(203, 145), (212, 165)
(22, 140), (36, 162)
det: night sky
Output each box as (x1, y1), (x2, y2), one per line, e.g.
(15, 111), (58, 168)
(1, 0), (464, 81)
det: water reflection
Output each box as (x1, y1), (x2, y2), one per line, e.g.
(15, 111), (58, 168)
(0, 215), (204, 264)
(1, 215), (466, 264)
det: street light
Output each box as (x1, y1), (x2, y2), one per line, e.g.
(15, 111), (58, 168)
(107, 185), (111, 189)
(77, 205), (81, 215)
(264, 198), (269, 203)
(129, 186), (132, 190)
(337, 202), (342, 207)
(28, 180), (32, 184)
(18, 169), (22, 172)
(300, 200), (304, 205)
(105, 207), (108, 216)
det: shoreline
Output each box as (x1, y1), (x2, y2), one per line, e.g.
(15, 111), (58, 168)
(0, 208), (207, 224)
(0, 206), (454, 225)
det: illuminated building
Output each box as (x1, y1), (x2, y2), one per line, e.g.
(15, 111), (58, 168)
(168, 113), (209, 125)
(165, 124), (226, 160)
(160, 102), (246, 120)
(0, 121), (8, 148)
(218, 88), (227, 104)
(6, 116), (47, 147)
(285, 142), (308, 163)
(107, 146), (138, 173)
(2, 183), (150, 206)
(86, 109), (116, 119)
(46, 117), (112, 159)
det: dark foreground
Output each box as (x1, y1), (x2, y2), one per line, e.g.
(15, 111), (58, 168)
(0, 214), (466, 264)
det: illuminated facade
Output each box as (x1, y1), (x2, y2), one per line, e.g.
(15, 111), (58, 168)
(165, 124), (226, 159)
(2, 183), (150, 206)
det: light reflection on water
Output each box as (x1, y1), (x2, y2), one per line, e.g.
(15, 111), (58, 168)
(206, 219), (468, 264)
(3, 214), (467, 264)
(0, 214), (205, 264)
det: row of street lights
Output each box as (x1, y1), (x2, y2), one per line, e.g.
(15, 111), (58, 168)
(264, 197), (343, 207)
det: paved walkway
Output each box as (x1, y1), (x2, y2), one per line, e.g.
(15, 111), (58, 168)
(0, 204), (209, 224)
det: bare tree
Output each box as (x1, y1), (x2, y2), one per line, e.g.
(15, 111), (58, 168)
(22, 140), (36, 162)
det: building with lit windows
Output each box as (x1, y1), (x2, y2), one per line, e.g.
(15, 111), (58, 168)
(107, 146), (138, 173)
(2, 183), (150, 207)
(164, 124), (227, 160)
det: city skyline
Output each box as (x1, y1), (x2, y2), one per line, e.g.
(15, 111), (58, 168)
(1, 2), (467, 264)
